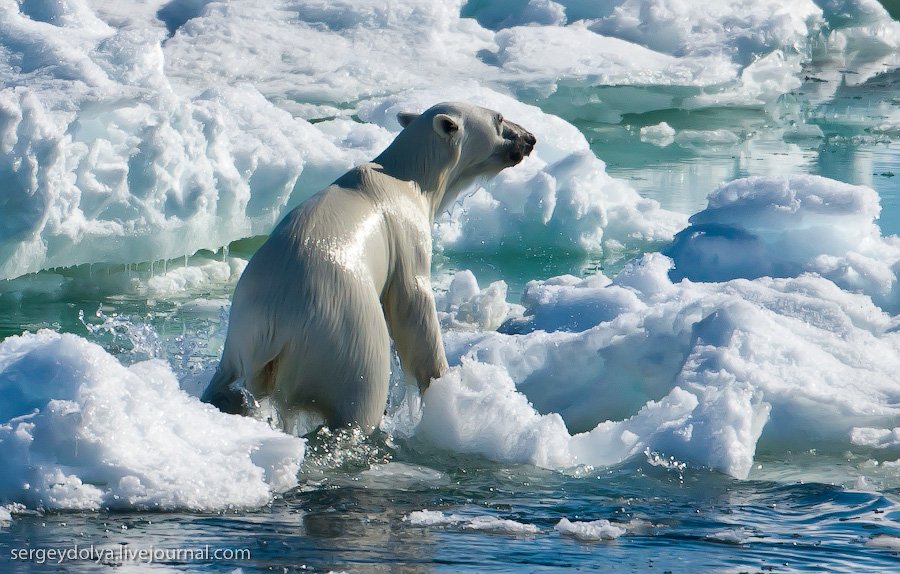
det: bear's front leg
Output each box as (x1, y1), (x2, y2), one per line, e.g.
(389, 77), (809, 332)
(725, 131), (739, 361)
(383, 274), (449, 394)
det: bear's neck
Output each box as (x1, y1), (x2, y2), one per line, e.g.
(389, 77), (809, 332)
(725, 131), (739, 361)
(372, 135), (460, 222)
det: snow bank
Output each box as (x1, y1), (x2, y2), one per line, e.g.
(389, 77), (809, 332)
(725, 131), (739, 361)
(0, 0), (371, 279)
(410, 254), (900, 478)
(467, 0), (899, 112)
(488, 21), (733, 97)
(145, 257), (247, 297)
(398, 174), (900, 479)
(589, 0), (821, 63)
(436, 149), (686, 255)
(415, 360), (574, 469)
(465, 0), (826, 66)
(0, 330), (304, 510)
(0, 255), (246, 304)
(2, 0), (689, 278)
(3, 0), (896, 277)
(169, 0), (848, 116)
(665, 175), (900, 312)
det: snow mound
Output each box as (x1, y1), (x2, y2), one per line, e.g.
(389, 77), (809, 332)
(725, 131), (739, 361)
(665, 175), (900, 312)
(413, 256), (900, 478)
(0, 330), (304, 510)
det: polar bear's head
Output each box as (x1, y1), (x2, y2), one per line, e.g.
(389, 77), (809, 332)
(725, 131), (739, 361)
(375, 102), (536, 219)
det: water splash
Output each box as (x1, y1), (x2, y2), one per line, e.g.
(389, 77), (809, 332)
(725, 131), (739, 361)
(78, 305), (163, 363)
(379, 346), (424, 442)
(300, 426), (394, 483)
(644, 447), (688, 484)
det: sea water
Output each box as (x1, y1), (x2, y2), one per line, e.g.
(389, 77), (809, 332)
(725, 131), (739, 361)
(1, 1), (900, 572)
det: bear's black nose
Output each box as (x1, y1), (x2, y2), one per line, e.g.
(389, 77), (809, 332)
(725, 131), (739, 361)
(504, 122), (536, 165)
(521, 131), (536, 157)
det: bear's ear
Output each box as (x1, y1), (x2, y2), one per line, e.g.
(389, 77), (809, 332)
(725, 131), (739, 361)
(397, 111), (419, 128)
(432, 113), (459, 139)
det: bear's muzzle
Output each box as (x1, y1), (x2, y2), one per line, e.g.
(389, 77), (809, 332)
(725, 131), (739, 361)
(504, 121), (536, 165)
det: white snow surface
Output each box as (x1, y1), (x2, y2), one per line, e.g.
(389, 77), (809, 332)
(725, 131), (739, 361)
(385, 175), (900, 479)
(406, 254), (900, 478)
(2, 0), (897, 277)
(0, 330), (305, 510)
(665, 175), (900, 312)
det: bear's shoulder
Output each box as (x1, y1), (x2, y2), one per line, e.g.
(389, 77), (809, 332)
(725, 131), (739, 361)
(333, 162), (420, 198)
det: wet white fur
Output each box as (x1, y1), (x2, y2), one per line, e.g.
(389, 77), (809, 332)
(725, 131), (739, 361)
(203, 102), (531, 431)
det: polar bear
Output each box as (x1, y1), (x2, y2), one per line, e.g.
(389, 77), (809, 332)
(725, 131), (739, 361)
(201, 102), (535, 432)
